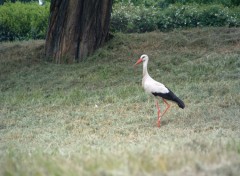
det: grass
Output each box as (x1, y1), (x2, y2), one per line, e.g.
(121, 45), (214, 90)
(0, 27), (240, 175)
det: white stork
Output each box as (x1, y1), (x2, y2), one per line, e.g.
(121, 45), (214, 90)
(134, 54), (185, 127)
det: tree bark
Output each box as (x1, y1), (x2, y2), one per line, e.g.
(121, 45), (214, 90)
(45, 0), (113, 63)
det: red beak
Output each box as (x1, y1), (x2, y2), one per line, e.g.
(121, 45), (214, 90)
(134, 58), (143, 66)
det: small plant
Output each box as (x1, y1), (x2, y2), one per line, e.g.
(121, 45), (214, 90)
(111, 2), (240, 32)
(0, 2), (49, 41)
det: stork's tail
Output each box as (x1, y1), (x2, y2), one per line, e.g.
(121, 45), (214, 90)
(165, 89), (185, 109)
(174, 96), (185, 109)
(152, 89), (185, 109)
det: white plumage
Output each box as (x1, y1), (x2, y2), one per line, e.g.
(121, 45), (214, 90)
(143, 75), (169, 95)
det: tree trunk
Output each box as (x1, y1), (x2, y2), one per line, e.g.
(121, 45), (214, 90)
(45, 0), (113, 63)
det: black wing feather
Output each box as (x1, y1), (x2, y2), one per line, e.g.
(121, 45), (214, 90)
(152, 89), (185, 109)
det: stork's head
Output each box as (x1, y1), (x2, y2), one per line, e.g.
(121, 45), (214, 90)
(134, 54), (149, 66)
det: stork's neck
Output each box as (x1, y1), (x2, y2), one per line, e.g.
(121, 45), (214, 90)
(143, 60), (149, 77)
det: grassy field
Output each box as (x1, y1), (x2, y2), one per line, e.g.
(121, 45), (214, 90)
(0, 27), (240, 175)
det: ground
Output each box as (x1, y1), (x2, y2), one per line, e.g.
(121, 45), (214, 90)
(0, 27), (240, 175)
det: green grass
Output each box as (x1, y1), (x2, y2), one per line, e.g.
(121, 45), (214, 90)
(0, 27), (240, 175)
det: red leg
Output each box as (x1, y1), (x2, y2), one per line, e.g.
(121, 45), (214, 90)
(155, 100), (161, 127)
(161, 98), (170, 117)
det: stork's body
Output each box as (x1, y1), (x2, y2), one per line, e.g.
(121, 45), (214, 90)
(135, 54), (185, 127)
